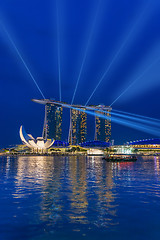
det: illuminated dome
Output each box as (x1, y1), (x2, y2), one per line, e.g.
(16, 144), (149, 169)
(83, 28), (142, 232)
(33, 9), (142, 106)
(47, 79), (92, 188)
(19, 125), (54, 150)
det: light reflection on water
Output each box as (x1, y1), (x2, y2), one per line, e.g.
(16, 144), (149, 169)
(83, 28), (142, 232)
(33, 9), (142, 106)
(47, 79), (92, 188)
(0, 156), (160, 240)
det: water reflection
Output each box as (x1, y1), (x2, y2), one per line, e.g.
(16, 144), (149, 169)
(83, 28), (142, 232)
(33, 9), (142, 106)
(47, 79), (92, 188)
(154, 156), (160, 174)
(1, 155), (160, 238)
(6, 156), (11, 179)
(68, 157), (88, 224)
(10, 156), (119, 228)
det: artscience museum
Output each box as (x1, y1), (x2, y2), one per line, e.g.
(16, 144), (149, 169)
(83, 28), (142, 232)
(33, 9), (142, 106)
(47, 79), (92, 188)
(19, 125), (54, 152)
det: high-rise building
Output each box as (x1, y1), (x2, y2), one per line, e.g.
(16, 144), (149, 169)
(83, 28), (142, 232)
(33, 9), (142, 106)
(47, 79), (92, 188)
(94, 107), (111, 142)
(69, 108), (87, 145)
(43, 104), (62, 140)
(32, 99), (112, 144)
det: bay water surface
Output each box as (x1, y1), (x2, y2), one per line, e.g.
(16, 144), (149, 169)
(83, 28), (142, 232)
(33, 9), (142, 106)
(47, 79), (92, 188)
(0, 156), (160, 240)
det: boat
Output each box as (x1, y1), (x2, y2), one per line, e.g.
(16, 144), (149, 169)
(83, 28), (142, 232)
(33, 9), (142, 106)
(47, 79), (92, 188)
(102, 154), (137, 162)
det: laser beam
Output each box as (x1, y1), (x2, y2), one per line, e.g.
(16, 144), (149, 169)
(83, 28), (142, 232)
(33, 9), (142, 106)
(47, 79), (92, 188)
(0, 21), (45, 99)
(73, 107), (160, 137)
(80, 108), (160, 137)
(71, 0), (101, 105)
(111, 111), (160, 127)
(86, 106), (160, 127)
(46, 100), (160, 137)
(110, 56), (160, 106)
(56, 0), (62, 101)
(112, 109), (160, 123)
(85, 0), (151, 106)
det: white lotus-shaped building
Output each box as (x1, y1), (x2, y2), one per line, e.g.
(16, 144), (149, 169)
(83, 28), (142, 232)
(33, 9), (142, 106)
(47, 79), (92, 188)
(19, 125), (54, 151)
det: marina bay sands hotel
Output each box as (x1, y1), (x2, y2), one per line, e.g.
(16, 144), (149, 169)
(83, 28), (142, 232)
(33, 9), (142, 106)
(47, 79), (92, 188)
(32, 99), (111, 145)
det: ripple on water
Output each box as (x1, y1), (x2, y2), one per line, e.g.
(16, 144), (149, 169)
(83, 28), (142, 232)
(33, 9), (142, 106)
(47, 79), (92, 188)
(0, 156), (160, 240)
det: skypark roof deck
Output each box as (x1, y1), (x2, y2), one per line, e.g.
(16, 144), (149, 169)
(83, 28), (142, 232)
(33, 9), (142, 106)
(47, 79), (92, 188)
(32, 99), (112, 112)
(32, 99), (112, 144)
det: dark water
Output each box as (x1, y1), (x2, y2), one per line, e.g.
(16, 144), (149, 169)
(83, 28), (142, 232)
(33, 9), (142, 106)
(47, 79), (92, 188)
(0, 156), (160, 240)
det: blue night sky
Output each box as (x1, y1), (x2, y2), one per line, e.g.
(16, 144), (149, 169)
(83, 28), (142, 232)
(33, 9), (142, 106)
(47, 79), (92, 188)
(0, 0), (160, 147)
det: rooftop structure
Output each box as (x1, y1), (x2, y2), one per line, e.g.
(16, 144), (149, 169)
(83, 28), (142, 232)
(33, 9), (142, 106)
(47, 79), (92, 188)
(127, 138), (160, 153)
(80, 140), (110, 148)
(128, 138), (160, 145)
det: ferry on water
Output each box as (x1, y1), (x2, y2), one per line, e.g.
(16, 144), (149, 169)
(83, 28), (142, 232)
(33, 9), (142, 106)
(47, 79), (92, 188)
(103, 154), (137, 162)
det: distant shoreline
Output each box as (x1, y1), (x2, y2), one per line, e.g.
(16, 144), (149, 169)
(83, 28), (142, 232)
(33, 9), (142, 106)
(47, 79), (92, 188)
(0, 153), (159, 157)
(0, 152), (87, 157)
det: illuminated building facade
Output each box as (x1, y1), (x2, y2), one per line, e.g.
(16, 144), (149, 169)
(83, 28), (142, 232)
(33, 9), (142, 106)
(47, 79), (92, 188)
(32, 99), (111, 145)
(94, 106), (111, 142)
(127, 138), (160, 154)
(43, 104), (62, 140)
(69, 108), (87, 145)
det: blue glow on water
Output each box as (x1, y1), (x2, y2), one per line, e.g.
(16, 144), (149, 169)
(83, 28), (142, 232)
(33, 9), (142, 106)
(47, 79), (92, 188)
(0, 156), (160, 240)
(0, 21), (45, 99)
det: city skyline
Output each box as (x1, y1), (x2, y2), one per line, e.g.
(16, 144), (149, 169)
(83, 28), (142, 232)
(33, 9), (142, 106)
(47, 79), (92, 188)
(1, 1), (160, 239)
(1, 0), (160, 147)
(33, 99), (111, 144)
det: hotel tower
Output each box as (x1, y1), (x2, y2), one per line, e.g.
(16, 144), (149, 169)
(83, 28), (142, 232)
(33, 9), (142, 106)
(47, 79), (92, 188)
(68, 108), (87, 145)
(94, 106), (111, 142)
(43, 103), (63, 140)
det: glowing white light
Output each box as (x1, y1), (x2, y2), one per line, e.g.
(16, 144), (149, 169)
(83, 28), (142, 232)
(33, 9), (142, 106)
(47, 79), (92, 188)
(19, 126), (54, 150)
